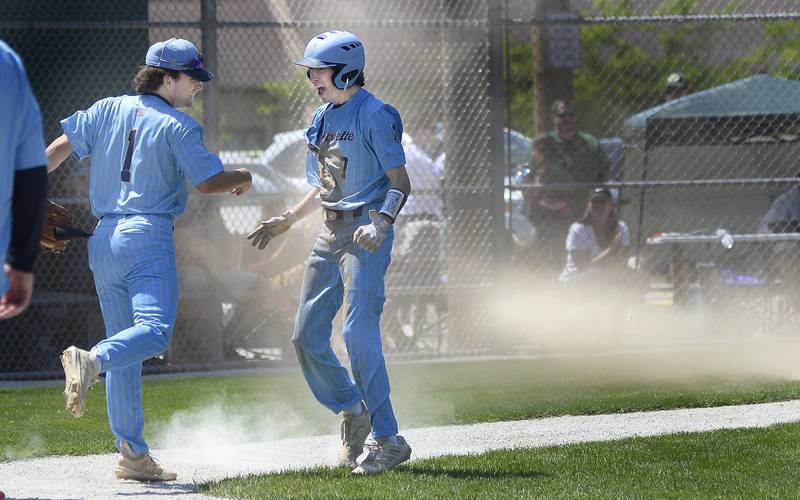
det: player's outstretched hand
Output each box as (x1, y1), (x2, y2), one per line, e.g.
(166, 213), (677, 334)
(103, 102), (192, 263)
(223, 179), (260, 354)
(0, 264), (34, 320)
(353, 210), (390, 252)
(247, 210), (297, 250)
(230, 168), (252, 196)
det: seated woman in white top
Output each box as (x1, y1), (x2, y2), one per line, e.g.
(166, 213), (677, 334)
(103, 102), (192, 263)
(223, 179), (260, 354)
(560, 187), (629, 283)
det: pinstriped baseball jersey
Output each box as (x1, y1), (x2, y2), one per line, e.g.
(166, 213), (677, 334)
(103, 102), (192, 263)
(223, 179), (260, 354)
(59, 90), (222, 457)
(60, 94), (223, 219)
(304, 88), (406, 211)
(0, 40), (47, 294)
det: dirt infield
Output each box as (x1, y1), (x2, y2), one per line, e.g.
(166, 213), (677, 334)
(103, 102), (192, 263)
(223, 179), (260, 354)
(3, 400), (800, 499)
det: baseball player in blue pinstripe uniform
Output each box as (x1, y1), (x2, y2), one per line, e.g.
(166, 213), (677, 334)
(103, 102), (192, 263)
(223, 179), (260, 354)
(0, 40), (49, 321)
(46, 38), (252, 482)
(248, 30), (413, 475)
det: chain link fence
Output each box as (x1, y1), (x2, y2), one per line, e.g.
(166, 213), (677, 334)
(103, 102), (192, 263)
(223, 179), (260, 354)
(1, 0), (799, 379)
(0, 0), (503, 378)
(505, 1), (800, 353)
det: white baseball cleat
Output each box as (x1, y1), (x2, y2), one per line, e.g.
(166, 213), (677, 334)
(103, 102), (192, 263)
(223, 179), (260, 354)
(352, 435), (412, 475)
(60, 346), (99, 418)
(114, 442), (177, 482)
(338, 401), (371, 469)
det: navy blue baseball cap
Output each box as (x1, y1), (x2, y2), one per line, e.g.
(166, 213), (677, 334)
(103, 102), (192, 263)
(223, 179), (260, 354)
(145, 38), (214, 82)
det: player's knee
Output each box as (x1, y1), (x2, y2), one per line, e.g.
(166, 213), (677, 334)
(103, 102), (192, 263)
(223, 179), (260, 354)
(142, 321), (173, 351)
(291, 323), (312, 350)
(291, 310), (318, 347)
(290, 329), (303, 347)
(153, 332), (171, 353)
(292, 324), (336, 358)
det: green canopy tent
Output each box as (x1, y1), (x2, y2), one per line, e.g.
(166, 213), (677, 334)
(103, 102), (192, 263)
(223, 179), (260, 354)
(620, 74), (800, 263)
(624, 74), (800, 148)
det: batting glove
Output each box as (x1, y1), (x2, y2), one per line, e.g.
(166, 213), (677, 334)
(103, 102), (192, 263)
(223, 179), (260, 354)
(247, 210), (297, 250)
(353, 210), (390, 252)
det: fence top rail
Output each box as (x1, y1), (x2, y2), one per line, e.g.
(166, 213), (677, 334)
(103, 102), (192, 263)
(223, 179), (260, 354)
(512, 11), (800, 25)
(0, 18), (488, 31)
(12, 12), (800, 31)
(511, 178), (800, 191)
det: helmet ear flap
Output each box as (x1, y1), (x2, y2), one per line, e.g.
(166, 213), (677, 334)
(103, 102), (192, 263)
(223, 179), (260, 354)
(339, 69), (360, 88)
(305, 66), (357, 90)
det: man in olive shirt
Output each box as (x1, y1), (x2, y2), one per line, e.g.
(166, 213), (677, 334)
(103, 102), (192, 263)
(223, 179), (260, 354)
(527, 99), (610, 274)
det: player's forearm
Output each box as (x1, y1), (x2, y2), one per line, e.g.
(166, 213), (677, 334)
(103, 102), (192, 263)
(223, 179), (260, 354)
(46, 134), (73, 174)
(379, 165), (411, 223)
(8, 167), (48, 272)
(196, 169), (251, 194)
(290, 187), (321, 220)
(386, 165), (411, 197)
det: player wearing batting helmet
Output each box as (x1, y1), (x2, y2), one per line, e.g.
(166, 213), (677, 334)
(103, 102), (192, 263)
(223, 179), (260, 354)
(46, 37), (252, 481)
(248, 30), (413, 475)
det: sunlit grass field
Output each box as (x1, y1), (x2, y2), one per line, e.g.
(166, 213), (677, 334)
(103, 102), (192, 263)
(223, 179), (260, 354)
(3, 350), (800, 461)
(201, 423), (800, 499)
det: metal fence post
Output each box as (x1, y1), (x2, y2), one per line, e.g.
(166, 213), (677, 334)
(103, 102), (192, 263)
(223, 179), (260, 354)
(201, 0), (220, 153)
(488, 0), (509, 271)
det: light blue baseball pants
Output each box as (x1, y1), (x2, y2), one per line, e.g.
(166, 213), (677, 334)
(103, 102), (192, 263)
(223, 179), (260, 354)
(293, 209), (399, 438)
(88, 214), (178, 456)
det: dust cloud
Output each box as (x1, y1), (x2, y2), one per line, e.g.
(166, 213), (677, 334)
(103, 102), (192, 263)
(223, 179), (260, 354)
(2, 434), (46, 460)
(489, 275), (800, 381)
(152, 399), (329, 452)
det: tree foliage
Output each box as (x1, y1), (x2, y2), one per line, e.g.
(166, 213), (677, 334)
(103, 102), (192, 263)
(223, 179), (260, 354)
(505, 0), (793, 139)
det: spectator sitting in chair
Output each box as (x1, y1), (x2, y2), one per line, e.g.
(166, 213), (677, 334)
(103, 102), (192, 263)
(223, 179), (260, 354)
(560, 187), (629, 283)
(757, 181), (800, 285)
(757, 182), (800, 234)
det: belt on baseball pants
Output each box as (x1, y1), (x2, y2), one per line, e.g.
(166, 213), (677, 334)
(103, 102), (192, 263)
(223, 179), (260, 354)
(323, 206), (363, 222)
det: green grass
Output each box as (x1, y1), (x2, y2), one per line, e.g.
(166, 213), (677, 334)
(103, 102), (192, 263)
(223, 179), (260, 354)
(2, 351), (800, 459)
(200, 423), (800, 499)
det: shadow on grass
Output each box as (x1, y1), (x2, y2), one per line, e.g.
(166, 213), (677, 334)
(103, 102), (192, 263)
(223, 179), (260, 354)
(114, 480), (199, 496)
(401, 465), (549, 480)
(198, 463), (549, 495)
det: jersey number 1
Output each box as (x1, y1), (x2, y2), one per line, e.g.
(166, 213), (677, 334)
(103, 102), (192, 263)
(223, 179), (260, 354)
(121, 129), (137, 182)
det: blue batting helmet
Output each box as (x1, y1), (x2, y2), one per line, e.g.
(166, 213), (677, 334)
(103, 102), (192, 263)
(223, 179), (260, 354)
(295, 30), (365, 90)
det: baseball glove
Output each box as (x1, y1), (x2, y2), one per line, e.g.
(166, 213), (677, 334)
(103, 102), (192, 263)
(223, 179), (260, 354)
(40, 201), (92, 253)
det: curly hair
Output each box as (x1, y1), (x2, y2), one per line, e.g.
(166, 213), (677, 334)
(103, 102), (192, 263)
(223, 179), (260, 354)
(132, 66), (181, 94)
